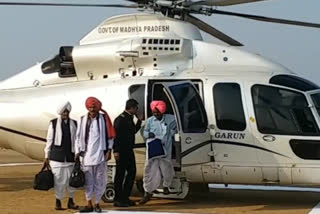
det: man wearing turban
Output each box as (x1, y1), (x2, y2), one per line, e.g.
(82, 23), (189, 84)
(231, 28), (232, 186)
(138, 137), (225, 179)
(139, 100), (177, 205)
(75, 97), (115, 213)
(44, 100), (78, 210)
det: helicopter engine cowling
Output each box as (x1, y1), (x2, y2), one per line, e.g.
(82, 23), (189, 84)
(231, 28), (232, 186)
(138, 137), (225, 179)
(70, 36), (194, 80)
(41, 46), (76, 78)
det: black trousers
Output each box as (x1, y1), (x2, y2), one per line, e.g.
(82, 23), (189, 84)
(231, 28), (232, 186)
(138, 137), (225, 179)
(114, 150), (136, 202)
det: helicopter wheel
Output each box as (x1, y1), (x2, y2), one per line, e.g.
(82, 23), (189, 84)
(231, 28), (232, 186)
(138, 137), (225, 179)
(102, 183), (115, 203)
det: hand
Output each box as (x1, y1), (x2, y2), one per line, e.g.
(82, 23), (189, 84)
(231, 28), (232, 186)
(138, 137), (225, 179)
(44, 158), (49, 166)
(114, 152), (120, 161)
(105, 151), (112, 161)
(148, 132), (155, 138)
(135, 113), (143, 121)
(75, 153), (80, 161)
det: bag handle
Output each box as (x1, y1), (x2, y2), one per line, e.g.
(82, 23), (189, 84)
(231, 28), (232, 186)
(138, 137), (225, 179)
(74, 159), (81, 171)
(41, 162), (51, 171)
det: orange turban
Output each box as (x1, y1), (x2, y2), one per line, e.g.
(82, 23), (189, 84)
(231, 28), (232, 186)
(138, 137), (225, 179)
(151, 100), (166, 114)
(86, 97), (102, 110)
(85, 97), (116, 139)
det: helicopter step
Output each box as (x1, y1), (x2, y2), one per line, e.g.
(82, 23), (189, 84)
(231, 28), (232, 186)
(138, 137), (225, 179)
(152, 172), (189, 200)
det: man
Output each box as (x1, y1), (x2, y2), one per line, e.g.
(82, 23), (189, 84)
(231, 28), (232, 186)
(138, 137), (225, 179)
(75, 97), (115, 213)
(113, 99), (142, 207)
(139, 100), (177, 205)
(44, 100), (78, 210)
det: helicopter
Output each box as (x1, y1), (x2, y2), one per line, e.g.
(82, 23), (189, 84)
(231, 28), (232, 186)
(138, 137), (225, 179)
(1, 0), (320, 201)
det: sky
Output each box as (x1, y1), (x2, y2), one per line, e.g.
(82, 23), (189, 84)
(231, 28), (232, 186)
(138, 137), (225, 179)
(0, 0), (320, 83)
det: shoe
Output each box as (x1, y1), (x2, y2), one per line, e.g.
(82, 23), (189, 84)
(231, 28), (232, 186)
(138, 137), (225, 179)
(122, 199), (136, 206)
(138, 192), (152, 205)
(67, 198), (79, 210)
(79, 206), (93, 213)
(126, 200), (136, 206)
(94, 204), (102, 213)
(163, 187), (170, 195)
(55, 199), (63, 210)
(113, 201), (129, 207)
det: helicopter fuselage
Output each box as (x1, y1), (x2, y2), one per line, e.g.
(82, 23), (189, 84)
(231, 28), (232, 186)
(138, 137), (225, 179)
(1, 13), (320, 193)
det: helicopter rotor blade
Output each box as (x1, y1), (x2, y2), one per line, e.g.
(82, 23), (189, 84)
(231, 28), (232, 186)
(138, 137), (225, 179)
(211, 9), (320, 28)
(186, 0), (266, 7)
(185, 14), (243, 46)
(0, 2), (138, 8)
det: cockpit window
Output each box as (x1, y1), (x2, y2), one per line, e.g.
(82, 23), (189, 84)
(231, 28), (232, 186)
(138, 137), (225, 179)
(269, 74), (319, 91)
(252, 85), (319, 136)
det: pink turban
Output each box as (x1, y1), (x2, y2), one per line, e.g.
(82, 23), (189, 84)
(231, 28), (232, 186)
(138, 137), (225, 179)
(85, 97), (116, 139)
(151, 100), (166, 114)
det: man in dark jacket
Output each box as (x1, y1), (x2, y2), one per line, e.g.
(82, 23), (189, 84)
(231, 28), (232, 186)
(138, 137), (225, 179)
(44, 101), (78, 210)
(113, 99), (142, 207)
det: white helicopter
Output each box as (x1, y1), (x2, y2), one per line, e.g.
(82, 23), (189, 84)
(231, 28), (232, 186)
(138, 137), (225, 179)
(1, 0), (320, 201)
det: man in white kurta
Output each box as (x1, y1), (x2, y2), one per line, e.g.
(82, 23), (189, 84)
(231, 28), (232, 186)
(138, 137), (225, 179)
(44, 101), (78, 210)
(75, 97), (115, 213)
(139, 100), (177, 205)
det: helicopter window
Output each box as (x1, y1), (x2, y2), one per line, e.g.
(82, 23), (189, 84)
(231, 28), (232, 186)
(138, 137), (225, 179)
(311, 93), (320, 118)
(169, 83), (208, 133)
(252, 85), (319, 136)
(149, 81), (202, 118)
(270, 75), (319, 92)
(213, 83), (246, 131)
(129, 84), (146, 120)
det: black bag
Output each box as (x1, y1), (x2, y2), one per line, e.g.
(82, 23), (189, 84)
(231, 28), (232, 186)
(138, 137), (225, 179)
(69, 160), (85, 188)
(33, 163), (54, 191)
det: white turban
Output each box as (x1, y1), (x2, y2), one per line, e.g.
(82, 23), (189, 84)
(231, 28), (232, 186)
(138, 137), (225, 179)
(56, 100), (72, 115)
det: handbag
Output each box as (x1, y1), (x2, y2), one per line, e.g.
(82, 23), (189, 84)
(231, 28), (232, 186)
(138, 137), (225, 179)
(69, 159), (85, 188)
(147, 138), (166, 160)
(33, 163), (54, 191)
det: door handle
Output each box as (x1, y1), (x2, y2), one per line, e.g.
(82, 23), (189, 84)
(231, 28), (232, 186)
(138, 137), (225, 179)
(262, 135), (276, 142)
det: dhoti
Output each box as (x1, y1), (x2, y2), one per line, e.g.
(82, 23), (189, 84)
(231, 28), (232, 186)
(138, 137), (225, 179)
(51, 165), (77, 200)
(84, 161), (107, 204)
(143, 158), (174, 193)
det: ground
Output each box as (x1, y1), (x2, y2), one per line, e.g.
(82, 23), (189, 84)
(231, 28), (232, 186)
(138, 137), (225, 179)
(0, 148), (319, 214)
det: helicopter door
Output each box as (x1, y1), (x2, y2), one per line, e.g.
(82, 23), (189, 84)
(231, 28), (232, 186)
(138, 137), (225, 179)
(161, 81), (211, 166)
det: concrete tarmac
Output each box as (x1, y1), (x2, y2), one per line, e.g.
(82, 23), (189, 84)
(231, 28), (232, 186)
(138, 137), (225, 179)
(0, 148), (319, 214)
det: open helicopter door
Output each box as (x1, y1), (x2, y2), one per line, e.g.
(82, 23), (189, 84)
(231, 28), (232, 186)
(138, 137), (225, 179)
(148, 81), (210, 199)
(161, 81), (211, 166)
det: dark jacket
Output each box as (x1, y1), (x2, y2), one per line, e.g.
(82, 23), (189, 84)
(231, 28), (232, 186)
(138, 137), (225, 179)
(49, 118), (77, 162)
(113, 111), (141, 154)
